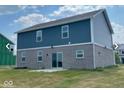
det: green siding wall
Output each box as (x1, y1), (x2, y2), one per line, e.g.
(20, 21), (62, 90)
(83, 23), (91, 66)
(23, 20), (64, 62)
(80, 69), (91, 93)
(0, 34), (16, 65)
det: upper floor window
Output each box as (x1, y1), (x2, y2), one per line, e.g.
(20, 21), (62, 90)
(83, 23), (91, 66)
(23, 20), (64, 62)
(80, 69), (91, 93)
(21, 52), (26, 62)
(76, 50), (84, 59)
(36, 30), (42, 42)
(37, 50), (43, 62)
(61, 25), (69, 39)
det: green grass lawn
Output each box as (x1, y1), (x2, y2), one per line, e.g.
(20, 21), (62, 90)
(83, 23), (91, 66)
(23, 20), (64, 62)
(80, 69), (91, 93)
(0, 65), (124, 88)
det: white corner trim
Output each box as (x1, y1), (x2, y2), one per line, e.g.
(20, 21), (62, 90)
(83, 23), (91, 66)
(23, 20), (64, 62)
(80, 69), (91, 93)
(93, 44), (96, 69)
(17, 42), (92, 51)
(90, 17), (96, 69)
(90, 18), (94, 43)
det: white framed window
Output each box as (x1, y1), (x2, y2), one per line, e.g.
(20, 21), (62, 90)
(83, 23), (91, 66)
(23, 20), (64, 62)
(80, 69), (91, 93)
(61, 25), (69, 39)
(21, 52), (26, 62)
(76, 50), (84, 59)
(36, 30), (42, 42)
(37, 50), (43, 62)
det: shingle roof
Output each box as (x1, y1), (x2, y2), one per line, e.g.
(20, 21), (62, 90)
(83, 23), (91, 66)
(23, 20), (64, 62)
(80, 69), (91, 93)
(15, 9), (113, 34)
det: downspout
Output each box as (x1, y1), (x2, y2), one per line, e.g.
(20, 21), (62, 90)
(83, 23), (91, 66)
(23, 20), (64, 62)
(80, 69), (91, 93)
(90, 17), (96, 69)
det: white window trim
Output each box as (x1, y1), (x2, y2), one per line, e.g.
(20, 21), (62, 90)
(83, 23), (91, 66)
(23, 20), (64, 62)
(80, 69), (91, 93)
(61, 25), (69, 39)
(37, 50), (43, 63)
(21, 52), (26, 62)
(36, 30), (42, 42)
(76, 50), (84, 59)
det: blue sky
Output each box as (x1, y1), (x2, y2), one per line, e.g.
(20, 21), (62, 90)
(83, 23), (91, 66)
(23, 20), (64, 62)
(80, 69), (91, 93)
(0, 5), (124, 44)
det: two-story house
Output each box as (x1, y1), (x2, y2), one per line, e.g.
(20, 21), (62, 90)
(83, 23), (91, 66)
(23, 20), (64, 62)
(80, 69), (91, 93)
(15, 9), (115, 69)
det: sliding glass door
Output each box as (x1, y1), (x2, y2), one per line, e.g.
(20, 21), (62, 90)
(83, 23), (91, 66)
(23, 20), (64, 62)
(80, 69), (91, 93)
(52, 52), (63, 68)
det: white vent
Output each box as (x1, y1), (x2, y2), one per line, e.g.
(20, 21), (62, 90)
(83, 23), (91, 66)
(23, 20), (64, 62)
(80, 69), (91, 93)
(10, 44), (14, 52)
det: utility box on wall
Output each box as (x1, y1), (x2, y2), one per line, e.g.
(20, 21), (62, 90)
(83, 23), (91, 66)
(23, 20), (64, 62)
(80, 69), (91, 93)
(0, 33), (16, 66)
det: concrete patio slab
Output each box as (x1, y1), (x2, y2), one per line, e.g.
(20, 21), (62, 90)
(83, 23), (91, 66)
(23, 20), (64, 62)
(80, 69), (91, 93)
(29, 68), (67, 72)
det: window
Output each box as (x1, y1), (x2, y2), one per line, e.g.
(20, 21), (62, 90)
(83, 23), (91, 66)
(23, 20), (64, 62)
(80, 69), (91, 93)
(36, 30), (42, 42)
(122, 50), (124, 54)
(76, 50), (84, 59)
(21, 52), (26, 62)
(61, 25), (69, 39)
(37, 50), (43, 62)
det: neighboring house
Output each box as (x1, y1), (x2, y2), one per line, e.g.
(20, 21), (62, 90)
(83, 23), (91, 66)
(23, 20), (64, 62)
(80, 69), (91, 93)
(0, 33), (16, 66)
(116, 44), (124, 64)
(16, 9), (115, 69)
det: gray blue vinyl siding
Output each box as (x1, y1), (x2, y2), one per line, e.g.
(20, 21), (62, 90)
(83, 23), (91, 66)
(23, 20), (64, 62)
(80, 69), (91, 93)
(93, 12), (113, 48)
(17, 19), (91, 49)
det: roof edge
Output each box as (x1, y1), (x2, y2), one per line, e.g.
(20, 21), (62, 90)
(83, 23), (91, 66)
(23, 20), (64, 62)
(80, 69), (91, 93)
(103, 9), (114, 34)
(15, 9), (103, 34)
(92, 9), (114, 34)
(15, 19), (91, 34)
(0, 33), (14, 44)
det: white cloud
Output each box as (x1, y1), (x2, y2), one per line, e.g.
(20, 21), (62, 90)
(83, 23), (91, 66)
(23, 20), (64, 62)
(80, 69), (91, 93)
(14, 13), (51, 27)
(50, 5), (113, 17)
(17, 5), (28, 10)
(0, 5), (45, 15)
(112, 22), (124, 44)
(112, 22), (124, 34)
(0, 5), (21, 15)
(17, 5), (45, 12)
(10, 34), (17, 43)
(18, 5), (44, 10)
